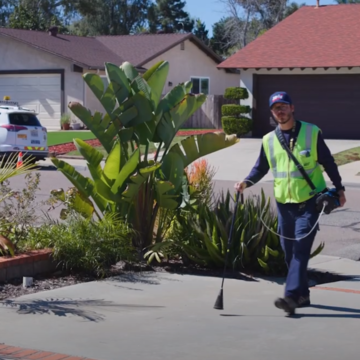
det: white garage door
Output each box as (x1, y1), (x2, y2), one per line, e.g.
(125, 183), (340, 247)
(0, 74), (61, 129)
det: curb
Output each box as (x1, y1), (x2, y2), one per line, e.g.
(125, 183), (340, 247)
(0, 344), (97, 360)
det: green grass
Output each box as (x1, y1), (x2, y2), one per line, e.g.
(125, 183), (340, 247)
(47, 131), (96, 146)
(47, 129), (211, 147)
(332, 147), (360, 167)
(66, 136), (187, 157)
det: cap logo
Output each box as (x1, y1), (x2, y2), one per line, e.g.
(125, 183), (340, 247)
(272, 94), (283, 102)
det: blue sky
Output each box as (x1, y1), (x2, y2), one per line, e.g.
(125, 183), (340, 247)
(184, 0), (337, 37)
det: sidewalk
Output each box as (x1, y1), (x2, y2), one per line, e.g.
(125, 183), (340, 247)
(1, 255), (360, 360)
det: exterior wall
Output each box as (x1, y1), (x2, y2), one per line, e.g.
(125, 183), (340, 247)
(143, 39), (239, 95)
(0, 36), (84, 129)
(240, 67), (360, 112)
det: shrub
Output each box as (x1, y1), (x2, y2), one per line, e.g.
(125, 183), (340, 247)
(221, 86), (252, 136)
(165, 190), (324, 275)
(221, 104), (251, 117)
(23, 213), (136, 277)
(224, 87), (249, 100)
(0, 172), (42, 247)
(222, 116), (253, 136)
(185, 159), (217, 206)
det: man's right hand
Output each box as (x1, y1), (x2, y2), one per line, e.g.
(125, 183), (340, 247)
(234, 181), (247, 193)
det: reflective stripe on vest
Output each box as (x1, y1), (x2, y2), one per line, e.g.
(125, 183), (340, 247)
(268, 124), (316, 179)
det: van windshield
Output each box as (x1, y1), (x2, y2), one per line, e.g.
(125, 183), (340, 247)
(9, 113), (41, 127)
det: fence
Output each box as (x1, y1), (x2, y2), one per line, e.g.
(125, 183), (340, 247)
(182, 95), (236, 129)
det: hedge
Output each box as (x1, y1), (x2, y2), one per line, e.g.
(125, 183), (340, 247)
(221, 104), (251, 116)
(224, 87), (249, 100)
(222, 116), (253, 137)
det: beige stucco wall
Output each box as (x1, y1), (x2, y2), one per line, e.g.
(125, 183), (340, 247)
(143, 39), (239, 95)
(240, 67), (360, 113)
(84, 40), (240, 116)
(0, 36), (84, 129)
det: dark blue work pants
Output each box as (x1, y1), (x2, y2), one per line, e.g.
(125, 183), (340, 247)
(276, 196), (319, 300)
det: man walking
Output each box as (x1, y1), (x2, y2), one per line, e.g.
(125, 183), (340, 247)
(235, 91), (346, 315)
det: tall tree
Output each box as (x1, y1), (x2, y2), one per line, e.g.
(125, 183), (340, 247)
(209, 17), (233, 57)
(0, 0), (15, 26)
(148, 0), (194, 33)
(8, 0), (66, 32)
(193, 18), (209, 44)
(335, 0), (360, 3)
(68, 0), (151, 36)
(218, 0), (304, 49)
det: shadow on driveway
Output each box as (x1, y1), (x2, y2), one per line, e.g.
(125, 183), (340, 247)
(0, 298), (165, 322)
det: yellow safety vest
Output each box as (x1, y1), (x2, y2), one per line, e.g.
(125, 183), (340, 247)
(262, 121), (327, 204)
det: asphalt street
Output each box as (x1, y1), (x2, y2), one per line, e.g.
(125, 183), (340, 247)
(4, 158), (360, 261)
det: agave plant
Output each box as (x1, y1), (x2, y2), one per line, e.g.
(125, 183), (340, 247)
(160, 189), (324, 275)
(50, 60), (239, 254)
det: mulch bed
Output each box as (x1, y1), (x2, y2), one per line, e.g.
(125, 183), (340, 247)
(0, 259), (352, 301)
(49, 129), (221, 156)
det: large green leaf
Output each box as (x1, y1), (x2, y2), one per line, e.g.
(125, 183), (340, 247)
(152, 82), (193, 142)
(133, 116), (157, 145)
(51, 158), (109, 213)
(73, 138), (104, 166)
(121, 61), (140, 82)
(169, 132), (239, 168)
(156, 93), (206, 148)
(68, 102), (119, 154)
(120, 92), (154, 128)
(111, 148), (140, 194)
(83, 73), (116, 116)
(52, 188), (95, 220)
(155, 180), (178, 209)
(103, 140), (123, 183)
(143, 61), (170, 108)
(161, 152), (184, 194)
(105, 62), (131, 105)
(122, 162), (162, 201)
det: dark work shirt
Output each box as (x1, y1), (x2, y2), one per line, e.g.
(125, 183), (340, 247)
(245, 121), (344, 191)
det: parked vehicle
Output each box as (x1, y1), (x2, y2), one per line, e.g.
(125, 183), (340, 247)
(0, 96), (48, 163)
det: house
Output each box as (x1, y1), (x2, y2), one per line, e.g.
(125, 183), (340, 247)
(0, 27), (239, 129)
(218, 3), (360, 140)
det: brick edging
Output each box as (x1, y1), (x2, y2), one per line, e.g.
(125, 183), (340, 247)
(0, 250), (53, 269)
(0, 249), (56, 283)
(0, 344), (96, 360)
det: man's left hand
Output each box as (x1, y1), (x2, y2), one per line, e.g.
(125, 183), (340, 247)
(338, 190), (346, 207)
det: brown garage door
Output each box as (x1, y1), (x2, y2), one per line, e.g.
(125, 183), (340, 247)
(253, 74), (360, 139)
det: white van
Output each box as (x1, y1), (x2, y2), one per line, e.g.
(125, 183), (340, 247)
(0, 97), (48, 163)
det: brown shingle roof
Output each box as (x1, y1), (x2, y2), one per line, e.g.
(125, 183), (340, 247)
(0, 27), (123, 68)
(218, 4), (360, 69)
(0, 28), (223, 70)
(97, 33), (190, 66)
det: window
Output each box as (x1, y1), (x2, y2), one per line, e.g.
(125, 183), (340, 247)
(9, 113), (41, 126)
(190, 77), (209, 95)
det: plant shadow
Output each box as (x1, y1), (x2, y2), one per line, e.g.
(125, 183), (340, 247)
(293, 304), (360, 318)
(0, 298), (165, 322)
(259, 270), (356, 286)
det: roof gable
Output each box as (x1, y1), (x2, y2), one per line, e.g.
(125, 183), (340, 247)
(0, 27), (122, 68)
(218, 4), (360, 69)
(0, 28), (223, 70)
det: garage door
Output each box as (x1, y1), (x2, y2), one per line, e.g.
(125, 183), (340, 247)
(0, 74), (61, 129)
(254, 74), (360, 139)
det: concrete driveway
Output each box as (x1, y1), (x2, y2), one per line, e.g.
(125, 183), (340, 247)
(200, 138), (360, 182)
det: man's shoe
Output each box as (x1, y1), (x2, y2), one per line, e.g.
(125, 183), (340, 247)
(297, 296), (310, 308)
(274, 296), (297, 315)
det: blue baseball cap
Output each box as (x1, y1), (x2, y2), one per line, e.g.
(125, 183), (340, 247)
(269, 91), (292, 108)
